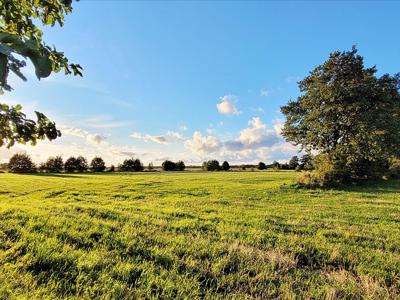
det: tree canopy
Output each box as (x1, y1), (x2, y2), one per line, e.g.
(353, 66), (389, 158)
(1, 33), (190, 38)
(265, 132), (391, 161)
(0, 0), (82, 148)
(281, 47), (400, 183)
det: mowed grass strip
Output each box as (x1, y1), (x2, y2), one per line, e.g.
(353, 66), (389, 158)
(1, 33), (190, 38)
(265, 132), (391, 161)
(0, 172), (399, 299)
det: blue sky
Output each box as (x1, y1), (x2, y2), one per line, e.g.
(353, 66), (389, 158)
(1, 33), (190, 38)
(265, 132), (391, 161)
(1, 1), (400, 165)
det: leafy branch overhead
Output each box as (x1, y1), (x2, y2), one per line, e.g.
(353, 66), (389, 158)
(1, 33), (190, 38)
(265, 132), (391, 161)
(0, 0), (82, 148)
(0, 0), (82, 93)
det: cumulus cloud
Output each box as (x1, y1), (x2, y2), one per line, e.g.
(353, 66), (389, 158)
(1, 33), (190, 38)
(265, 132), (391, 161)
(131, 132), (171, 144)
(167, 131), (188, 142)
(183, 117), (300, 164)
(60, 126), (106, 145)
(179, 125), (188, 131)
(185, 131), (222, 155)
(216, 95), (241, 116)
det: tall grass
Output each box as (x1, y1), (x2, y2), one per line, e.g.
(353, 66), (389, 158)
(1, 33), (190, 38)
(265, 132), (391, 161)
(0, 172), (399, 299)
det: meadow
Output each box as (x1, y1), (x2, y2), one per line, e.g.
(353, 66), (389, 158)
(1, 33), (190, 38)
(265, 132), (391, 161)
(0, 171), (399, 299)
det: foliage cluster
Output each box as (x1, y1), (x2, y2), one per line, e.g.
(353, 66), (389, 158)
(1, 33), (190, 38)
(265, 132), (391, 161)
(282, 47), (400, 186)
(161, 160), (185, 171)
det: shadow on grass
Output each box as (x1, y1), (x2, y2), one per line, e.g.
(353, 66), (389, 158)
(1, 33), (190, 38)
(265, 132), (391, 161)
(25, 173), (85, 178)
(331, 179), (400, 195)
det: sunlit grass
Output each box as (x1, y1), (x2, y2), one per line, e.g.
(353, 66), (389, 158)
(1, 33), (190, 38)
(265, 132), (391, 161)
(0, 171), (399, 299)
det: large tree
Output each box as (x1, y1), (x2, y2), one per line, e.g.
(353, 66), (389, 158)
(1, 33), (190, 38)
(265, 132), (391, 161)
(281, 47), (400, 180)
(0, 0), (82, 148)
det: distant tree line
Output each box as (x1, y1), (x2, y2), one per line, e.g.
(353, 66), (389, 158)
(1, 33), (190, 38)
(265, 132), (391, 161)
(4, 153), (320, 174)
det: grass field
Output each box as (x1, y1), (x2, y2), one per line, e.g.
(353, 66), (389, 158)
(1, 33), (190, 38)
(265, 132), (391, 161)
(0, 171), (399, 299)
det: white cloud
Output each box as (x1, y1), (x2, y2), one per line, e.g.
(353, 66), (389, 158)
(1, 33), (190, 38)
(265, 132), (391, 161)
(260, 88), (269, 97)
(60, 126), (106, 145)
(131, 132), (171, 144)
(206, 128), (216, 135)
(84, 115), (132, 129)
(216, 95), (242, 116)
(182, 117), (300, 164)
(167, 131), (188, 141)
(185, 131), (222, 155)
(179, 125), (188, 131)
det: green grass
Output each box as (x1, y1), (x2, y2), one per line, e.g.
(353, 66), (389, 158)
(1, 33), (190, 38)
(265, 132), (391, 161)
(0, 171), (399, 299)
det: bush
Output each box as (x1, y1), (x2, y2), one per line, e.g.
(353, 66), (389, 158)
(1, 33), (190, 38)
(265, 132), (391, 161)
(297, 154), (350, 188)
(90, 157), (106, 172)
(108, 165), (115, 172)
(162, 160), (176, 171)
(64, 157), (77, 172)
(42, 156), (63, 173)
(8, 153), (36, 173)
(257, 162), (267, 170)
(119, 158), (144, 172)
(222, 161), (230, 171)
(387, 158), (400, 178)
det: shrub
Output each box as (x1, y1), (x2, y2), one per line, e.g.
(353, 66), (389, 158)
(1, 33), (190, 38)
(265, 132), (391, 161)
(90, 157), (106, 172)
(162, 160), (176, 171)
(8, 153), (36, 173)
(176, 161), (185, 171)
(257, 162), (267, 170)
(119, 158), (144, 172)
(387, 158), (400, 178)
(205, 160), (220, 171)
(297, 154), (351, 188)
(222, 161), (230, 171)
(108, 165), (115, 172)
(43, 156), (63, 173)
(64, 157), (77, 172)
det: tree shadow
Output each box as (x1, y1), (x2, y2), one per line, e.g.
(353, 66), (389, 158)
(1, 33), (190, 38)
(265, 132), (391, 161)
(26, 173), (84, 178)
(334, 179), (400, 195)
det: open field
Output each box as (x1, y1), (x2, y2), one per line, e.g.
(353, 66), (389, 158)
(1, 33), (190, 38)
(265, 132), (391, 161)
(0, 171), (399, 299)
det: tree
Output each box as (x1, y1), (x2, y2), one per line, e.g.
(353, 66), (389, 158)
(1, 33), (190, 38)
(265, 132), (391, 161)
(8, 153), (36, 173)
(148, 162), (154, 171)
(288, 156), (299, 170)
(0, 1), (82, 148)
(120, 158), (144, 172)
(90, 157), (106, 172)
(300, 154), (313, 171)
(271, 161), (280, 170)
(64, 157), (77, 172)
(162, 160), (176, 171)
(76, 156), (88, 173)
(257, 162), (267, 170)
(281, 47), (400, 183)
(222, 161), (230, 171)
(176, 161), (185, 171)
(205, 160), (220, 171)
(43, 156), (63, 172)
